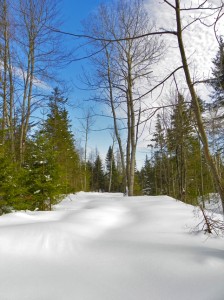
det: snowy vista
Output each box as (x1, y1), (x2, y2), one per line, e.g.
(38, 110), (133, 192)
(1, 0), (224, 299)
(0, 192), (224, 300)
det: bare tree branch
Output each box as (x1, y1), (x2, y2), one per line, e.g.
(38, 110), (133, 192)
(49, 26), (177, 42)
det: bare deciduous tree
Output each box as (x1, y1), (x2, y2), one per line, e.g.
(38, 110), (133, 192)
(0, 0), (16, 157)
(14, 0), (67, 163)
(83, 0), (163, 195)
(79, 108), (95, 191)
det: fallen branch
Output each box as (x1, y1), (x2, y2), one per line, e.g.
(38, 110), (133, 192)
(197, 205), (224, 235)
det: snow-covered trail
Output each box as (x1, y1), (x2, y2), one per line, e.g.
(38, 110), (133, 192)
(0, 192), (224, 300)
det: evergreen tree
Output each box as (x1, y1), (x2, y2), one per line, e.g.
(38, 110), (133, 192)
(24, 130), (61, 211)
(105, 146), (120, 192)
(151, 114), (168, 194)
(93, 155), (105, 192)
(141, 94), (214, 205)
(138, 155), (155, 195)
(86, 160), (94, 191)
(206, 40), (224, 186)
(44, 88), (80, 193)
(165, 93), (211, 204)
(167, 94), (193, 202)
(210, 38), (224, 107)
(0, 143), (26, 213)
(0, 128), (31, 213)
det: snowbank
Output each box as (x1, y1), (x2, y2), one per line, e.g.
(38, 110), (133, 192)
(0, 192), (223, 300)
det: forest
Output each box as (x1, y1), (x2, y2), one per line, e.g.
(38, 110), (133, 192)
(0, 0), (224, 214)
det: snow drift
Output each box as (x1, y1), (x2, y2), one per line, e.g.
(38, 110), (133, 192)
(0, 192), (224, 300)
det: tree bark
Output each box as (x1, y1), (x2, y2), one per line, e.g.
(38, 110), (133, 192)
(105, 48), (127, 193)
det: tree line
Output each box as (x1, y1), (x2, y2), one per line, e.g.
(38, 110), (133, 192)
(137, 95), (217, 206)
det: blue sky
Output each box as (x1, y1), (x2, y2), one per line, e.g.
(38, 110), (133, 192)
(58, 0), (118, 165)
(53, 0), (220, 168)
(61, 0), (107, 31)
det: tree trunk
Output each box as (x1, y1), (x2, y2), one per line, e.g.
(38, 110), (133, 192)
(127, 54), (136, 196)
(105, 48), (127, 193)
(175, 0), (224, 214)
(108, 136), (115, 193)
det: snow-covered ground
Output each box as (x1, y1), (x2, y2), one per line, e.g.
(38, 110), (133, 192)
(0, 192), (224, 300)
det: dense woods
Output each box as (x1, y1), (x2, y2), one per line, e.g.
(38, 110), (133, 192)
(137, 95), (215, 205)
(0, 0), (224, 213)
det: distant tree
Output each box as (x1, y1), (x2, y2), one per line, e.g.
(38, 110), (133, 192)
(83, 0), (163, 195)
(207, 39), (224, 182)
(140, 93), (214, 204)
(210, 38), (224, 107)
(79, 109), (95, 191)
(151, 114), (168, 195)
(86, 160), (94, 191)
(138, 155), (155, 195)
(93, 155), (105, 192)
(105, 145), (120, 192)
(167, 94), (193, 202)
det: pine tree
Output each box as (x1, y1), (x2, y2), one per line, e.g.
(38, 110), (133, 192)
(151, 114), (168, 194)
(138, 155), (155, 195)
(206, 40), (224, 188)
(93, 155), (105, 192)
(24, 130), (61, 211)
(86, 160), (94, 191)
(105, 146), (120, 192)
(44, 88), (80, 193)
(0, 122), (24, 212)
(0, 143), (26, 213)
(210, 38), (224, 107)
(166, 94), (213, 204)
(167, 94), (192, 201)
(141, 94), (214, 205)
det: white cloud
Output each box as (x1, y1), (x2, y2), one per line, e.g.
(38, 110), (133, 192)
(136, 0), (223, 166)
(13, 66), (51, 91)
(146, 0), (222, 85)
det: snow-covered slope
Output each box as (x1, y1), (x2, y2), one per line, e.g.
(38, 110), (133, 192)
(0, 192), (224, 300)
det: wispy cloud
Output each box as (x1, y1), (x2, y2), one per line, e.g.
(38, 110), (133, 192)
(135, 0), (222, 164)
(147, 0), (222, 85)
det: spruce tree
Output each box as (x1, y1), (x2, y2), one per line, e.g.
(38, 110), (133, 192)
(86, 160), (94, 191)
(167, 94), (212, 204)
(93, 155), (105, 192)
(139, 155), (155, 195)
(0, 145), (26, 213)
(151, 114), (168, 195)
(210, 38), (224, 107)
(0, 138), (27, 213)
(44, 88), (80, 193)
(105, 146), (120, 192)
(167, 94), (192, 202)
(24, 130), (61, 211)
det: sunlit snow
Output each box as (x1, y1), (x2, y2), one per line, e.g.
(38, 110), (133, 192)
(0, 192), (224, 300)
